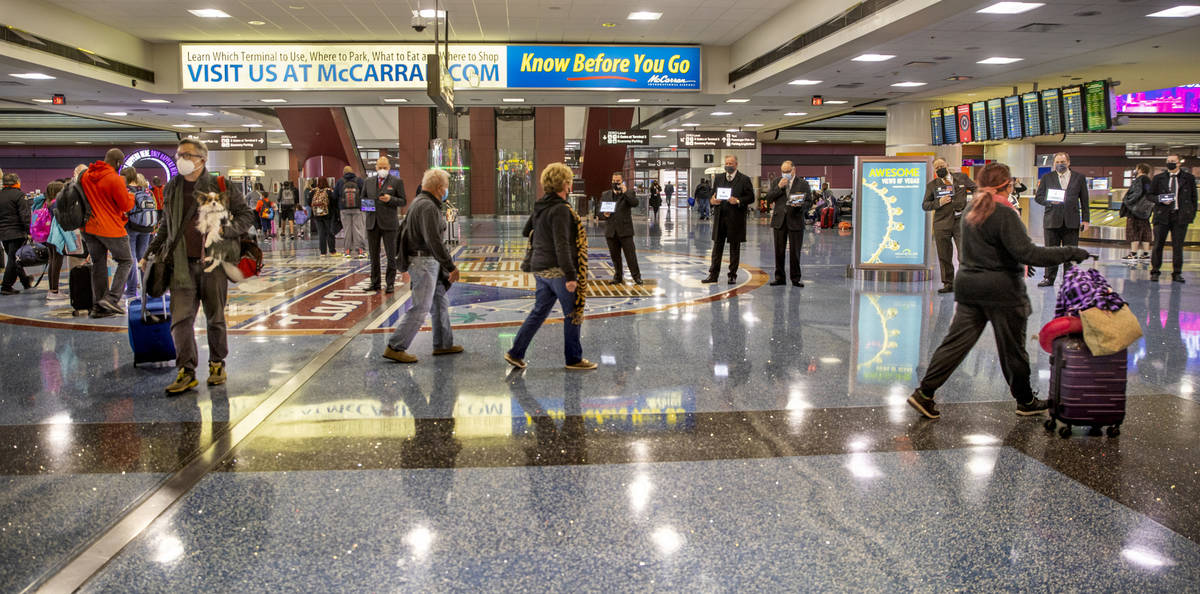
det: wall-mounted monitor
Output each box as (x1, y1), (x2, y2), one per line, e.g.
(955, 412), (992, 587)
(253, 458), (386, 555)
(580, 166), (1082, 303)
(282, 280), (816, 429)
(987, 98), (1005, 140)
(956, 104), (973, 144)
(942, 107), (958, 144)
(971, 101), (989, 141)
(1085, 80), (1112, 132)
(1113, 84), (1200, 115)
(1062, 85), (1085, 133)
(1021, 92), (1042, 137)
(930, 108), (944, 145)
(1003, 95), (1023, 139)
(1041, 88), (1064, 135)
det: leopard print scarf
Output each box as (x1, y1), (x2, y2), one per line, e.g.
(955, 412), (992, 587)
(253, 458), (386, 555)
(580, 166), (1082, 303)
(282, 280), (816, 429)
(569, 204), (587, 325)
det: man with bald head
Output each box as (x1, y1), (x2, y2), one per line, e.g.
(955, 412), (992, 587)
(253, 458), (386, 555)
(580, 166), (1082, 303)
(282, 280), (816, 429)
(80, 147), (135, 317)
(361, 156), (406, 293)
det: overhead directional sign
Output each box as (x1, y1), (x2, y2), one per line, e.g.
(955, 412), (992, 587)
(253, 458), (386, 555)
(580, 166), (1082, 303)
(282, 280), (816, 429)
(676, 130), (757, 149)
(634, 157), (689, 169)
(599, 129), (649, 146)
(183, 131), (268, 151)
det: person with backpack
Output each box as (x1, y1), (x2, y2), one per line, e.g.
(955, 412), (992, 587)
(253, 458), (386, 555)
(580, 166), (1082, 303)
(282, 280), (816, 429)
(0, 172), (33, 295)
(1120, 163), (1154, 262)
(277, 181), (298, 240)
(309, 177), (336, 255)
(694, 178), (712, 220)
(255, 194), (275, 239)
(123, 168), (157, 297)
(40, 180), (82, 302)
(80, 148), (135, 317)
(334, 166), (365, 258)
(147, 139), (255, 394)
(245, 182), (264, 221)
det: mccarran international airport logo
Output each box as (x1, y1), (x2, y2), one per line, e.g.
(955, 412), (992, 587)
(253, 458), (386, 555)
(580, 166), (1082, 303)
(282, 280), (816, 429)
(0, 243), (764, 335)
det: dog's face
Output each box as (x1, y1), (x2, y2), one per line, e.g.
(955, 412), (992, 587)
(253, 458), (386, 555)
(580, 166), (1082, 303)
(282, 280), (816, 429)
(196, 190), (228, 208)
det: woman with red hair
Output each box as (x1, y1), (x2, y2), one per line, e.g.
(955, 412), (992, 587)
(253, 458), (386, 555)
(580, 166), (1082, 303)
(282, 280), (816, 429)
(909, 162), (1090, 420)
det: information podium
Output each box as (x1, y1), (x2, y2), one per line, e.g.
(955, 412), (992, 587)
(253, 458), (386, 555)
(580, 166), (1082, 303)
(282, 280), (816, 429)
(850, 156), (934, 282)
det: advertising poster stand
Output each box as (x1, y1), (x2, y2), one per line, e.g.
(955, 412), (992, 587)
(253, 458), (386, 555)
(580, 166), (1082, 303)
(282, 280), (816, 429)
(849, 156), (934, 283)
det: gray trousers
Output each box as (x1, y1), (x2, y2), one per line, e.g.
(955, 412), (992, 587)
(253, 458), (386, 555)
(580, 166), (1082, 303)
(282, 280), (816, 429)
(81, 232), (133, 306)
(341, 210), (367, 253)
(388, 257), (453, 351)
(170, 259), (229, 372)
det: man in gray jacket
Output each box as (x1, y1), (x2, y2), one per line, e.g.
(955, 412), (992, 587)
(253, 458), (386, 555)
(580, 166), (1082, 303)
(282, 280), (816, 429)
(383, 168), (462, 364)
(600, 172), (642, 284)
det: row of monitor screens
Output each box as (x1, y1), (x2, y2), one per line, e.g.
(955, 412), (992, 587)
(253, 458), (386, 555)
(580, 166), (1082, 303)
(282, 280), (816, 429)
(931, 80), (1111, 145)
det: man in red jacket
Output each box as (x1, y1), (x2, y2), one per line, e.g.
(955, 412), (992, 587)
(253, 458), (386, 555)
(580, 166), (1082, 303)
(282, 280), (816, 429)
(80, 148), (135, 318)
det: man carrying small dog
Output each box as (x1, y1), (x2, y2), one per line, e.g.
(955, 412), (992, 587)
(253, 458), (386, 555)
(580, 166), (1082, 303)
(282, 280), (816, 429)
(147, 139), (255, 394)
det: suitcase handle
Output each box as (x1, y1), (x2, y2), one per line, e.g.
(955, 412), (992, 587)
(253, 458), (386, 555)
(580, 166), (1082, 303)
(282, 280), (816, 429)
(138, 264), (170, 324)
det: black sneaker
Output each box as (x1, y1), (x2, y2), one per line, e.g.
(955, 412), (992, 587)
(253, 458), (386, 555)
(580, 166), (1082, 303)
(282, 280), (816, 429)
(1015, 397), (1051, 416)
(0, 287), (18, 296)
(1150, 271), (1161, 282)
(1173, 274), (1186, 284)
(907, 389), (940, 419)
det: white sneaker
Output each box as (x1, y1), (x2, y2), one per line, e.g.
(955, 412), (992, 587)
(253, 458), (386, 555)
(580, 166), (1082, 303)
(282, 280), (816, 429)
(46, 291), (68, 302)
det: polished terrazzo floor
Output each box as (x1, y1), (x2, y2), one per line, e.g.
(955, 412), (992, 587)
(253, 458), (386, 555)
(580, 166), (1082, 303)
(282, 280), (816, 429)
(2, 209), (1199, 592)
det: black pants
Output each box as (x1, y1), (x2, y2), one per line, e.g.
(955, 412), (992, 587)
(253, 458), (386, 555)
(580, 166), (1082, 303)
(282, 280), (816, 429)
(919, 301), (1034, 403)
(1, 238), (31, 290)
(367, 227), (397, 289)
(772, 226), (804, 282)
(1042, 227), (1079, 282)
(314, 217), (336, 255)
(933, 223), (961, 285)
(1151, 212), (1188, 275)
(605, 235), (641, 281)
(708, 231), (742, 278)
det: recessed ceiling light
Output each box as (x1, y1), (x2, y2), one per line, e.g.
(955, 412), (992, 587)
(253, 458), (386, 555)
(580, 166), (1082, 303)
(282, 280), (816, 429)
(141, 99), (171, 104)
(207, 129), (224, 133)
(287, 5), (304, 10)
(282, 143), (293, 147)
(268, 129), (284, 133)
(172, 124), (195, 128)
(651, 134), (667, 138)
(601, 22), (617, 28)
(383, 98), (409, 103)
(1080, 141), (1097, 145)
(805, 140), (819, 143)
(726, 98), (750, 103)
(891, 81), (927, 87)
(725, 128), (740, 132)
(788, 79), (822, 86)
(7, 141), (24, 144)
(502, 98), (524, 103)
(1148, 6), (1200, 17)
(743, 123), (764, 127)
(618, 98), (641, 103)
(260, 98), (287, 103)
(135, 141), (150, 144)
(413, 9), (446, 18)
(243, 123), (262, 127)
(682, 123), (701, 127)
(104, 111), (127, 116)
(824, 100), (849, 104)
(248, 20), (265, 25)
(977, 57), (1024, 64)
(74, 141), (90, 144)
(711, 111), (733, 116)
(851, 140), (865, 143)
(977, 2), (1044, 15)
(187, 111), (213, 116)
(784, 112), (808, 116)
(667, 128), (684, 132)
(11, 73), (55, 80)
(188, 9), (232, 18)
(852, 53), (896, 62)
(31, 98), (53, 103)
(627, 11), (662, 20)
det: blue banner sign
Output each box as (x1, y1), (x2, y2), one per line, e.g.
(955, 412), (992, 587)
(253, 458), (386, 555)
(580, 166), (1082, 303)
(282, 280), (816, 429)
(506, 45), (700, 90)
(856, 158), (930, 267)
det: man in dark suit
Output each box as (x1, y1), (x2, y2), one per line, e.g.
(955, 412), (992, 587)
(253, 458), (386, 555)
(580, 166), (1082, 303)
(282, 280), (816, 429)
(600, 172), (642, 284)
(1033, 152), (1089, 286)
(362, 156), (406, 293)
(1149, 154), (1197, 283)
(765, 160), (811, 287)
(702, 155), (755, 285)
(922, 157), (977, 293)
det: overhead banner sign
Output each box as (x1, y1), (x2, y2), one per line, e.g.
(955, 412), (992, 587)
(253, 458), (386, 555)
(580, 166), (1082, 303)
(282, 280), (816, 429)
(183, 131), (268, 151)
(634, 157), (689, 169)
(676, 131), (757, 149)
(180, 43), (700, 91)
(599, 129), (649, 146)
(853, 156), (931, 269)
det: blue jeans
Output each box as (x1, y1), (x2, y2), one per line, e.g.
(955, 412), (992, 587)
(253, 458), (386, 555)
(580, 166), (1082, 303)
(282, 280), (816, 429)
(697, 200), (710, 218)
(125, 231), (151, 293)
(508, 276), (583, 364)
(388, 257), (453, 351)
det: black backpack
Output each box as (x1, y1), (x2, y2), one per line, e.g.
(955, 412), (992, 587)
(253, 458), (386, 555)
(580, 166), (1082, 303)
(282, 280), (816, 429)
(55, 172), (92, 231)
(343, 182), (360, 209)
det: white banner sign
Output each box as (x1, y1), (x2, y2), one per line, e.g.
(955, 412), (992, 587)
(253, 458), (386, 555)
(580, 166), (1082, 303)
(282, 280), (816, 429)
(181, 43), (507, 91)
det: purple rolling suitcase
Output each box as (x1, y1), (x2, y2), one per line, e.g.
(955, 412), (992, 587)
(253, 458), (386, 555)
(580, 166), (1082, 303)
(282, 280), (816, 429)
(1045, 335), (1126, 438)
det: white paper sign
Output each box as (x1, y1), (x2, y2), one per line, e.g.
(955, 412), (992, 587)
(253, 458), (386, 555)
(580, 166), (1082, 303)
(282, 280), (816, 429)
(600, 202), (616, 213)
(1047, 189), (1066, 203)
(716, 187), (732, 201)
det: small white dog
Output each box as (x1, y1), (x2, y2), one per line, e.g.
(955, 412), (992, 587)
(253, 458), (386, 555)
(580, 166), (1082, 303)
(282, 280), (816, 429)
(195, 191), (245, 282)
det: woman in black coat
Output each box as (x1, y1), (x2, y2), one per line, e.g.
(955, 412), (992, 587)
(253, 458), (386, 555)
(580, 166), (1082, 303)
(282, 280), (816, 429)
(0, 173), (32, 294)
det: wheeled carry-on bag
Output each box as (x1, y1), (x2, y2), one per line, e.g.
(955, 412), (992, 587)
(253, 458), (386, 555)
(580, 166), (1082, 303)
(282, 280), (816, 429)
(127, 271), (176, 367)
(1044, 335), (1126, 438)
(69, 263), (93, 314)
(819, 206), (836, 229)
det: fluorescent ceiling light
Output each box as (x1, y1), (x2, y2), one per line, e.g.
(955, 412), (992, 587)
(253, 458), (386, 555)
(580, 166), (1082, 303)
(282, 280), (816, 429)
(784, 112), (808, 116)
(726, 98), (750, 103)
(188, 9), (232, 18)
(1148, 6), (1200, 17)
(141, 99), (171, 104)
(977, 2), (1044, 14)
(824, 100), (848, 104)
(135, 141), (150, 144)
(75, 141), (90, 144)
(788, 79), (822, 86)
(805, 140), (819, 143)
(11, 73), (55, 80)
(852, 53), (895, 62)
(502, 98), (524, 103)
(172, 124), (195, 128)
(851, 140), (865, 143)
(743, 123), (763, 127)
(725, 128), (740, 132)
(243, 123), (263, 127)
(977, 57), (1023, 65)
(187, 111), (213, 116)
(891, 81), (927, 87)
(681, 123), (701, 127)
(651, 134), (667, 138)
(618, 98), (641, 103)
(104, 111), (127, 116)
(248, 20), (265, 25)
(413, 9), (446, 18)
(711, 111), (733, 116)
(383, 98), (409, 103)
(7, 141), (24, 144)
(31, 98), (52, 103)
(268, 129), (285, 133)
(628, 11), (662, 20)
(207, 129), (224, 133)
(260, 98), (287, 103)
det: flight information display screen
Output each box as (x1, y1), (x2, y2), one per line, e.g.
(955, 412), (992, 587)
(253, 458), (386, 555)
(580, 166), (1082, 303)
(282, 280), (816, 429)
(1085, 80), (1111, 131)
(1021, 91), (1042, 137)
(956, 104), (973, 144)
(1003, 95), (1023, 139)
(987, 98), (1006, 140)
(1062, 85), (1085, 133)
(941, 107), (958, 144)
(1041, 88), (1063, 135)
(930, 108), (944, 145)
(971, 101), (989, 141)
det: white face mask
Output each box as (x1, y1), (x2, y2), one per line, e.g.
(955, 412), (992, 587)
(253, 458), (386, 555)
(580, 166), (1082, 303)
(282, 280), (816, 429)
(377, 169), (388, 177)
(176, 158), (197, 176)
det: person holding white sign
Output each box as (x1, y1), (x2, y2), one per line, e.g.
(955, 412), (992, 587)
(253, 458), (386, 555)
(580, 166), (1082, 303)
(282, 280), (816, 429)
(922, 157), (977, 294)
(1033, 152), (1089, 287)
(600, 172), (642, 284)
(702, 155), (754, 285)
(1149, 154), (1197, 283)
(764, 160), (811, 287)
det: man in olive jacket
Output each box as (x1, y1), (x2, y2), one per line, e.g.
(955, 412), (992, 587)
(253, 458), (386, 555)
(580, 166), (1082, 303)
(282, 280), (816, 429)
(703, 155), (755, 285)
(600, 172), (641, 284)
(147, 139), (255, 394)
(923, 157), (977, 293)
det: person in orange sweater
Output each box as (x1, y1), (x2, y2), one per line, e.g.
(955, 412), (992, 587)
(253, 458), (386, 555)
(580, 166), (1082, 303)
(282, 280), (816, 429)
(80, 148), (135, 318)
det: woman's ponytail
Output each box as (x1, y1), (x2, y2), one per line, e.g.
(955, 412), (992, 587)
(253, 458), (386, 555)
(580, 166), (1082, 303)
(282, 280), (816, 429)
(964, 163), (1012, 227)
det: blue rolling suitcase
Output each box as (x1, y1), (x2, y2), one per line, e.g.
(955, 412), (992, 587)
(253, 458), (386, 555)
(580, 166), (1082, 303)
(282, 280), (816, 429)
(127, 273), (175, 367)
